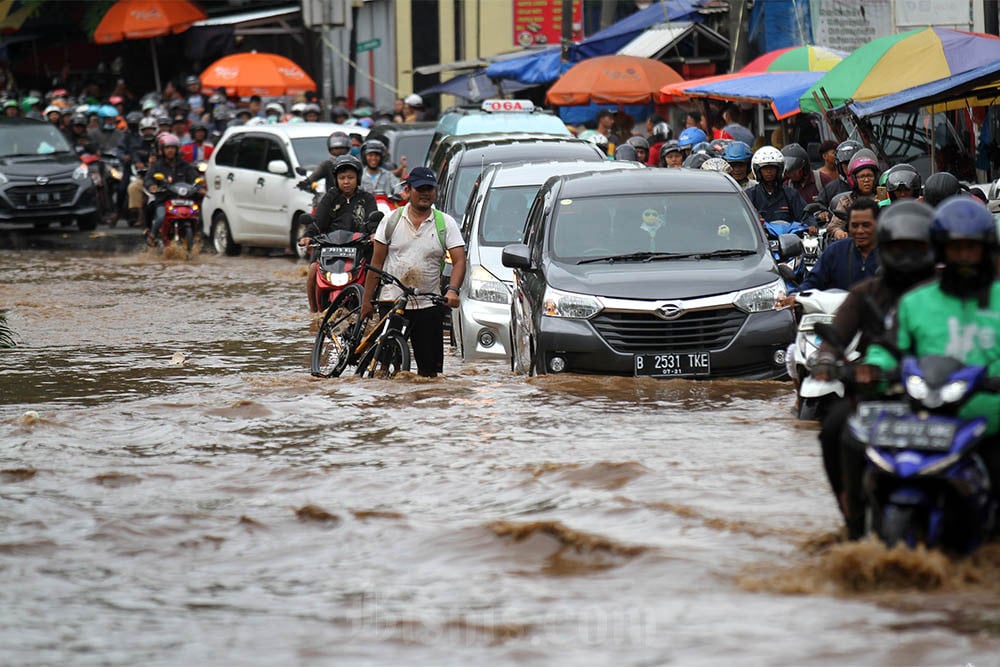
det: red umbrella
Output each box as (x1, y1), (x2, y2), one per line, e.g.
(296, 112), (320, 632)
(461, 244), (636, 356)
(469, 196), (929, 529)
(93, 0), (207, 92)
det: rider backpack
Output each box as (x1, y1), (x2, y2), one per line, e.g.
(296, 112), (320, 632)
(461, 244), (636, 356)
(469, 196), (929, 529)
(383, 206), (448, 272)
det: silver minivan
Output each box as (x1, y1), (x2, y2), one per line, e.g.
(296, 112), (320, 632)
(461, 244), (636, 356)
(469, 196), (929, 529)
(456, 159), (644, 361)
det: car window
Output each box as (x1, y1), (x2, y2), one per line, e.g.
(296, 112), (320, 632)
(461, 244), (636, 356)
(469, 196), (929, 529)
(214, 134), (241, 167)
(462, 174), (485, 240)
(549, 192), (760, 261)
(450, 165), (487, 217)
(265, 137), (287, 171)
(393, 133), (433, 165)
(290, 136), (329, 169)
(479, 185), (537, 246)
(235, 136), (268, 171)
(0, 122), (72, 156)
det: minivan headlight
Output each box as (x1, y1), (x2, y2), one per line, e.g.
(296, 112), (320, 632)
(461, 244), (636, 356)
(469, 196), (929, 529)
(468, 265), (510, 304)
(734, 279), (786, 313)
(542, 286), (602, 319)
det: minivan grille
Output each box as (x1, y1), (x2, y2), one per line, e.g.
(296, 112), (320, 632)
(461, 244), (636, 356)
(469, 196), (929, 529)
(591, 308), (747, 353)
(6, 184), (78, 208)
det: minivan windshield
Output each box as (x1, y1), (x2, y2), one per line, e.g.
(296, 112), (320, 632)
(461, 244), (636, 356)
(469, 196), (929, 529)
(290, 136), (330, 170)
(0, 123), (72, 157)
(478, 185), (538, 246)
(549, 193), (761, 261)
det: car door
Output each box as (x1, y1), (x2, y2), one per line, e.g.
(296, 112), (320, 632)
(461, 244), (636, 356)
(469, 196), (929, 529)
(253, 134), (293, 243)
(206, 133), (242, 235)
(228, 134), (268, 240)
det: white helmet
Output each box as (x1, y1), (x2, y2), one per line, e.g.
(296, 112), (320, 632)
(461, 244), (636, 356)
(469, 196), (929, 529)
(751, 145), (785, 182)
(265, 102), (284, 116)
(44, 104), (61, 116)
(290, 102), (307, 115)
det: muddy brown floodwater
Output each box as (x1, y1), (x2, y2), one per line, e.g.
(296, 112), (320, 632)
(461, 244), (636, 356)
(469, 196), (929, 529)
(3, 246), (1000, 666)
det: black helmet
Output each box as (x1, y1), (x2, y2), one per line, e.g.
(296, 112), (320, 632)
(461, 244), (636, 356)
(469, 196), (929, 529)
(331, 105), (349, 119)
(185, 75), (201, 88)
(70, 113), (87, 127)
(613, 143), (639, 161)
(327, 132), (351, 152)
(923, 172), (963, 207)
(781, 143), (810, 177)
(125, 110), (144, 127)
(361, 138), (386, 157)
(333, 154), (363, 176)
(835, 139), (863, 178)
(189, 121), (208, 135)
(931, 195), (998, 296)
(626, 136), (649, 151)
(883, 163), (922, 199)
(682, 152), (710, 169)
(877, 200), (936, 290)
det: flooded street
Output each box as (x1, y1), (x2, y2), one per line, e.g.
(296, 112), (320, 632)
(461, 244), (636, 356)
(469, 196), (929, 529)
(3, 242), (1000, 666)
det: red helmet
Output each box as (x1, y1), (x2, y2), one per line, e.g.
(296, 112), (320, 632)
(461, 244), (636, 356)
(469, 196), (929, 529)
(158, 132), (181, 149)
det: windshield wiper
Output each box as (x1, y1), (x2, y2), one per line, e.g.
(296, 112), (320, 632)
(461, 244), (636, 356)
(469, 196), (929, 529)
(694, 249), (757, 259)
(577, 251), (697, 265)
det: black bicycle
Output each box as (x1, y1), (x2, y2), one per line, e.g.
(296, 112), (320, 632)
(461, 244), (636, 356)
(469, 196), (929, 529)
(351, 266), (447, 379)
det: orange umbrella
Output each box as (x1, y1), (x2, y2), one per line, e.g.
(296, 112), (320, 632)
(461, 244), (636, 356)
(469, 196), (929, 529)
(200, 52), (317, 97)
(93, 0), (206, 92)
(545, 55), (684, 106)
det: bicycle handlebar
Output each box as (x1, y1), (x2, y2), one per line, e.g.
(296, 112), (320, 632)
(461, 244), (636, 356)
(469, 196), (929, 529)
(367, 265), (448, 303)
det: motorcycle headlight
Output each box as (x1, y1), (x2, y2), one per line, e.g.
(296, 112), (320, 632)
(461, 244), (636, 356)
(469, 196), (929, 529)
(542, 286), (602, 319)
(72, 164), (89, 180)
(468, 266), (509, 304)
(325, 272), (351, 287)
(905, 375), (929, 401)
(109, 167), (123, 180)
(939, 380), (968, 405)
(734, 279), (786, 313)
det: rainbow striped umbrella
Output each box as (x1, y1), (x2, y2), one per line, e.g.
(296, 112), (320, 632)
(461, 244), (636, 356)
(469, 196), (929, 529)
(740, 45), (847, 73)
(800, 27), (1000, 114)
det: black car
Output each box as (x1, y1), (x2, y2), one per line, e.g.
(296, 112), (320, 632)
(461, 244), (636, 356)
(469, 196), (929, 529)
(0, 117), (99, 230)
(366, 121), (435, 173)
(431, 133), (606, 220)
(502, 168), (799, 379)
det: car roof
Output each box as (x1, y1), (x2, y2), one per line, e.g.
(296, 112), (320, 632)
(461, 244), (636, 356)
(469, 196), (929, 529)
(0, 117), (47, 126)
(450, 138), (603, 166)
(222, 122), (368, 140)
(369, 121), (436, 134)
(553, 167), (742, 198)
(488, 159), (644, 187)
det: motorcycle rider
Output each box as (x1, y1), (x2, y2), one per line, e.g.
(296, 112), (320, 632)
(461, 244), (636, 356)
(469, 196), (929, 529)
(613, 143), (641, 162)
(828, 149), (880, 238)
(795, 197), (880, 293)
(809, 200), (937, 536)
(878, 163), (922, 208)
(659, 140), (684, 169)
(297, 154), (379, 313)
(144, 132), (201, 245)
(816, 139), (862, 208)
(181, 122), (214, 163)
(299, 132), (353, 192)
(358, 138), (398, 195)
(66, 113), (97, 154)
(264, 102), (284, 124)
(676, 126), (707, 160)
(852, 196), (1000, 538)
(125, 116), (159, 227)
(646, 121), (671, 167)
(626, 136), (649, 164)
(923, 171), (965, 207)
(721, 141), (756, 189)
(745, 146), (813, 224)
(782, 142), (826, 204)
(88, 105), (125, 153)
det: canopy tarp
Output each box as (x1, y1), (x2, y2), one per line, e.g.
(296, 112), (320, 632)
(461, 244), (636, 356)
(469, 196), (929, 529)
(485, 0), (701, 84)
(681, 71), (825, 119)
(848, 60), (1000, 117)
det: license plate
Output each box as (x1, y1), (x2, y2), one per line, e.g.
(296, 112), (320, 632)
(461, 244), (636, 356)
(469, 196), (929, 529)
(634, 352), (711, 378)
(31, 192), (50, 204)
(172, 199), (195, 206)
(321, 247), (354, 259)
(870, 416), (957, 451)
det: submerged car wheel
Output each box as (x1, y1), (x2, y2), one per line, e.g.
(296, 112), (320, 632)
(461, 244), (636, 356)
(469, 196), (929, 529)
(77, 212), (99, 232)
(291, 214), (310, 260)
(212, 213), (241, 256)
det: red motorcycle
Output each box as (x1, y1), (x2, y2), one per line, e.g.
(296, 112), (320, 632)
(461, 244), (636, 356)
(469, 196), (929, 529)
(302, 212), (380, 312)
(148, 172), (206, 253)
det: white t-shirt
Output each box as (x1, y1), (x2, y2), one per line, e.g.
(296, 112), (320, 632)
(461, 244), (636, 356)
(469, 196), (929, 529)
(374, 204), (463, 309)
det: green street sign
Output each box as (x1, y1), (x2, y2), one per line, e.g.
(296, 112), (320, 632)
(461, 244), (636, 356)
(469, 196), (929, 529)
(357, 38), (381, 53)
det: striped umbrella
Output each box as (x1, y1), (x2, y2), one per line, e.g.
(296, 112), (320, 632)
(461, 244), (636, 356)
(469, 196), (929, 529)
(740, 45), (847, 73)
(800, 27), (1000, 113)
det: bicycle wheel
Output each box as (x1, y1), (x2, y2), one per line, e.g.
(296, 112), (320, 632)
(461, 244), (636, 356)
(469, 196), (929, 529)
(311, 284), (364, 378)
(356, 332), (411, 379)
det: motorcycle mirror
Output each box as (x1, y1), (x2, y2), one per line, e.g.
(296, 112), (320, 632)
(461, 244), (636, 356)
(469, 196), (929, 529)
(813, 322), (847, 356)
(367, 211), (385, 225)
(831, 209), (849, 222)
(777, 263), (799, 287)
(802, 202), (825, 215)
(776, 233), (803, 261)
(299, 213), (318, 235)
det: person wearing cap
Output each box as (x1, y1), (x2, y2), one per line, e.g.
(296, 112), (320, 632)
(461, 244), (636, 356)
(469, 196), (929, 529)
(361, 167), (467, 377)
(595, 109), (623, 152)
(403, 94), (425, 123)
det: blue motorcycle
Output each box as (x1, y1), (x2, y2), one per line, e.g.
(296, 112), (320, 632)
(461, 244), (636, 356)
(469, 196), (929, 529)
(845, 353), (1000, 553)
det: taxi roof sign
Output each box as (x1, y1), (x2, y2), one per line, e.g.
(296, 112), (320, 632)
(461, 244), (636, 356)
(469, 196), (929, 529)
(480, 99), (536, 113)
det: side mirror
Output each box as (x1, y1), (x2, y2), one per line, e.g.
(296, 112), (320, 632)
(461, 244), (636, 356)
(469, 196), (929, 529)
(777, 233), (803, 260)
(267, 159), (289, 175)
(367, 210), (384, 225)
(803, 202), (825, 215)
(299, 213), (318, 236)
(501, 243), (532, 270)
(777, 263), (799, 287)
(295, 166), (308, 176)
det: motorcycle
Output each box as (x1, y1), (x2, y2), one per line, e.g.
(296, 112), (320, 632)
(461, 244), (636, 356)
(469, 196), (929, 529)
(791, 289), (858, 420)
(817, 322), (1000, 553)
(150, 175), (205, 253)
(77, 150), (115, 226)
(101, 149), (126, 226)
(302, 212), (381, 312)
